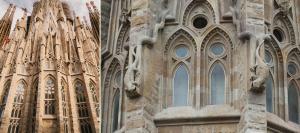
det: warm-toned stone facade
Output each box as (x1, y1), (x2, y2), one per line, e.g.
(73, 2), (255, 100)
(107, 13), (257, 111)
(101, 0), (300, 132)
(0, 0), (100, 133)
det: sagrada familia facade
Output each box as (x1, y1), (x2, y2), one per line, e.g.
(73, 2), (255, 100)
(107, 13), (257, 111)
(101, 0), (300, 132)
(0, 0), (100, 133)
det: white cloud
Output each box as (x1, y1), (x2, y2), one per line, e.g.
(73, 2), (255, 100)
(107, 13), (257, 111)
(0, 0), (100, 32)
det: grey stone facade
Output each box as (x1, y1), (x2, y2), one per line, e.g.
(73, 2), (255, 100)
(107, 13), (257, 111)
(101, 0), (300, 132)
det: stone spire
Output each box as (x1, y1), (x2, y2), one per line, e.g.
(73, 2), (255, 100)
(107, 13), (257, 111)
(0, 4), (15, 47)
(87, 1), (100, 43)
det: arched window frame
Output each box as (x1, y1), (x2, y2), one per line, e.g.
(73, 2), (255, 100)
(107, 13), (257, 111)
(203, 37), (231, 106)
(164, 30), (196, 108)
(286, 52), (300, 124)
(264, 45), (278, 113)
(208, 61), (226, 105)
(9, 80), (27, 133)
(74, 80), (93, 133)
(199, 26), (234, 108)
(44, 77), (56, 115)
(110, 69), (122, 132)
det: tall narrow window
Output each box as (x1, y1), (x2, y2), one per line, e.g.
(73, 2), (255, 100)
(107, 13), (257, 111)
(112, 90), (120, 132)
(288, 81), (299, 123)
(61, 80), (70, 133)
(89, 81), (99, 117)
(210, 63), (225, 105)
(266, 75), (274, 112)
(45, 78), (55, 115)
(173, 64), (189, 106)
(75, 82), (92, 133)
(30, 81), (38, 133)
(0, 80), (11, 122)
(9, 82), (25, 133)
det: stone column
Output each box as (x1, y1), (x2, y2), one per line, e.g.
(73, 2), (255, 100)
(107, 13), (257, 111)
(237, 0), (267, 132)
(124, 0), (158, 132)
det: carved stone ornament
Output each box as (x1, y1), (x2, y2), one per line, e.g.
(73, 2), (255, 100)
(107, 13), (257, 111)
(124, 9), (168, 98)
(276, 0), (291, 14)
(238, 32), (271, 93)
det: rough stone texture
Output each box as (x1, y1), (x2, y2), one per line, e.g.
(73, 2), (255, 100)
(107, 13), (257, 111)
(102, 0), (300, 132)
(0, 0), (100, 133)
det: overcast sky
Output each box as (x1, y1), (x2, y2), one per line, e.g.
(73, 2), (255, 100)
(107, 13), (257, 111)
(0, 0), (100, 30)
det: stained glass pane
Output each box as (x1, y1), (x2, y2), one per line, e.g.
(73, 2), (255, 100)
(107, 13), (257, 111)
(210, 43), (224, 56)
(265, 51), (272, 64)
(266, 75), (273, 112)
(288, 82), (299, 123)
(175, 46), (189, 58)
(211, 63), (225, 105)
(288, 63), (297, 75)
(173, 64), (189, 106)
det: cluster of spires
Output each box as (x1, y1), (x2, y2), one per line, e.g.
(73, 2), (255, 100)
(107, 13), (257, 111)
(0, 4), (16, 47)
(0, 1), (100, 48)
(86, 1), (100, 43)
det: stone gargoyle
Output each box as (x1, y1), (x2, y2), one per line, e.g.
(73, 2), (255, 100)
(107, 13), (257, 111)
(239, 32), (271, 93)
(124, 9), (168, 98)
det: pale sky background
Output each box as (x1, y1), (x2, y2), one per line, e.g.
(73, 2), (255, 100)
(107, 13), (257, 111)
(0, 0), (100, 31)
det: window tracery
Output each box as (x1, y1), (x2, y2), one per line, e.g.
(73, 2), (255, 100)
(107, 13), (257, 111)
(61, 79), (70, 133)
(0, 80), (11, 123)
(75, 81), (92, 133)
(89, 81), (99, 117)
(201, 28), (232, 106)
(164, 30), (196, 107)
(8, 81), (26, 133)
(45, 78), (55, 115)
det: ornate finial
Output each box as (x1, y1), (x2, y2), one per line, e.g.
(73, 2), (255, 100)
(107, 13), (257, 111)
(86, 2), (92, 11)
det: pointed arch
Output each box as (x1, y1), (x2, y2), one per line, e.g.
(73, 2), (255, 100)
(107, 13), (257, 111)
(164, 29), (197, 55)
(201, 26), (234, 51)
(61, 78), (71, 133)
(44, 76), (56, 115)
(209, 62), (226, 105)
(8, 80), (27, 133)
(272, 11), (296, 45)
(74, 80), (93, 133)
(89, 79), (99, 117)
(172, 63), (189, 107)
(183, 0), (216, 25)
(102, 57), (124, 133)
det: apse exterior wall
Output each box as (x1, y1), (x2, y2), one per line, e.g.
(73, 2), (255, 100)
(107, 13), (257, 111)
(101, 0), (300, 133)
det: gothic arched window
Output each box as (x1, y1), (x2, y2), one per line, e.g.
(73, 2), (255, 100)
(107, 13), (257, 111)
(61, 79), (70, 133)
(206, 41), (229, 105)
(89, 80), (99, 117)
(30, 80), (39, 133)
(210, 63), (225, 105)
(164, 30), (196, 108)
(288, 81), (299, 124)
(173, 64), (189, 106)
(9, 81), (26, 133)
(44, 78), (55, 115)
(201, 28), (233, 106)
(75, 81), (92, 133)
(286, 50), (300, 124)
(0, 80), (11, 120)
